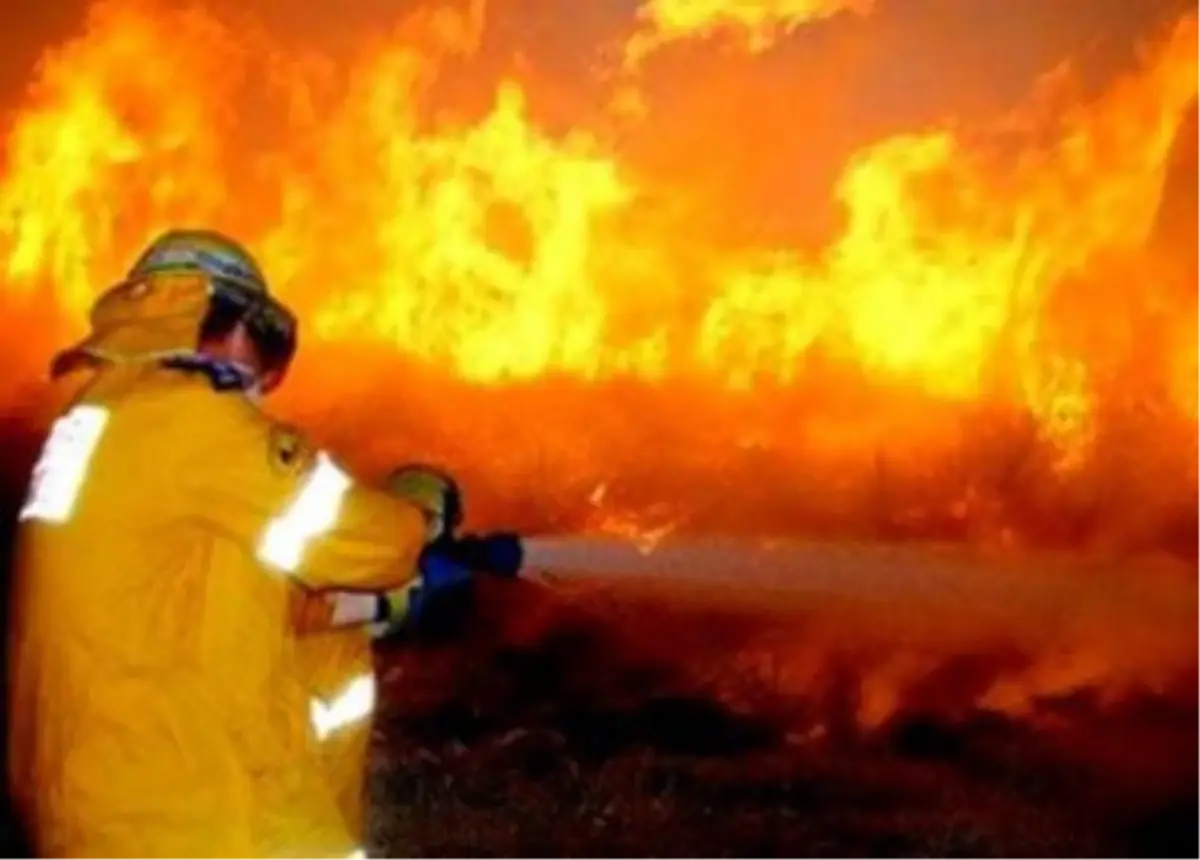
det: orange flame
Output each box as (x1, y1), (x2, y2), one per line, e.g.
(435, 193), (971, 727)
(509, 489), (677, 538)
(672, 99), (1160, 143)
(0, 0), (1195, 546)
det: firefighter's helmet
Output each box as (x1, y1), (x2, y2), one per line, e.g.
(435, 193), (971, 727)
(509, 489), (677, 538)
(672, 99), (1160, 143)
(126, 228), (268, 294)
(52, 229), (298, 383)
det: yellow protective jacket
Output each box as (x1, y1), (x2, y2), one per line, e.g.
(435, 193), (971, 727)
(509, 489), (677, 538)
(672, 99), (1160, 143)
(7, 362), (429, 858)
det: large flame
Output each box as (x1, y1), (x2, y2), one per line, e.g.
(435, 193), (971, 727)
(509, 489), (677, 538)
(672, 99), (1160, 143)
(0, 0), (1196, 548)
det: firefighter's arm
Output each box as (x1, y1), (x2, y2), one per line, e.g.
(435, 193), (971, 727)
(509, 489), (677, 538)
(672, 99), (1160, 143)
(188, 403), (431, 592)
(289, 459), (513, 636)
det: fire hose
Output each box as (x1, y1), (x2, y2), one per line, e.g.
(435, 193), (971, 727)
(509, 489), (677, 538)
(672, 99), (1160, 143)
(437, 532), (1163, 617)
(402, 471), (1195, 635)
(441, 531), (912, 591)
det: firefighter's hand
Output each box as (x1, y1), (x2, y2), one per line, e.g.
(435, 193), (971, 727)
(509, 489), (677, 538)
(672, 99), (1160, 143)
(429, 532), (524, 578)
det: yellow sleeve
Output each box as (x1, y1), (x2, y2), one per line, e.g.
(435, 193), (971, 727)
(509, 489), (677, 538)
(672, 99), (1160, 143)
(187, 397), (430, 592)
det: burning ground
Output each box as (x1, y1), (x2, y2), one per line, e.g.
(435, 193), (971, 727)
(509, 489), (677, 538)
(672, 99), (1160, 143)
(0, 0), (1197, 855)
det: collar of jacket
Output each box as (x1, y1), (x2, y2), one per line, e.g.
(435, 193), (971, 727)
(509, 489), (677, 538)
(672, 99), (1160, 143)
(160, 354), (258, 393)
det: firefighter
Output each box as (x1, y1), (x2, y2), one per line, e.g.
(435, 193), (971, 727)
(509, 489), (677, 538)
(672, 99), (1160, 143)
(5, 228), (454, 857)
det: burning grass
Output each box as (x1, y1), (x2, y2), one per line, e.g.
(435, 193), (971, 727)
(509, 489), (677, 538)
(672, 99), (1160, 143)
(359, 572), (1197, 857)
